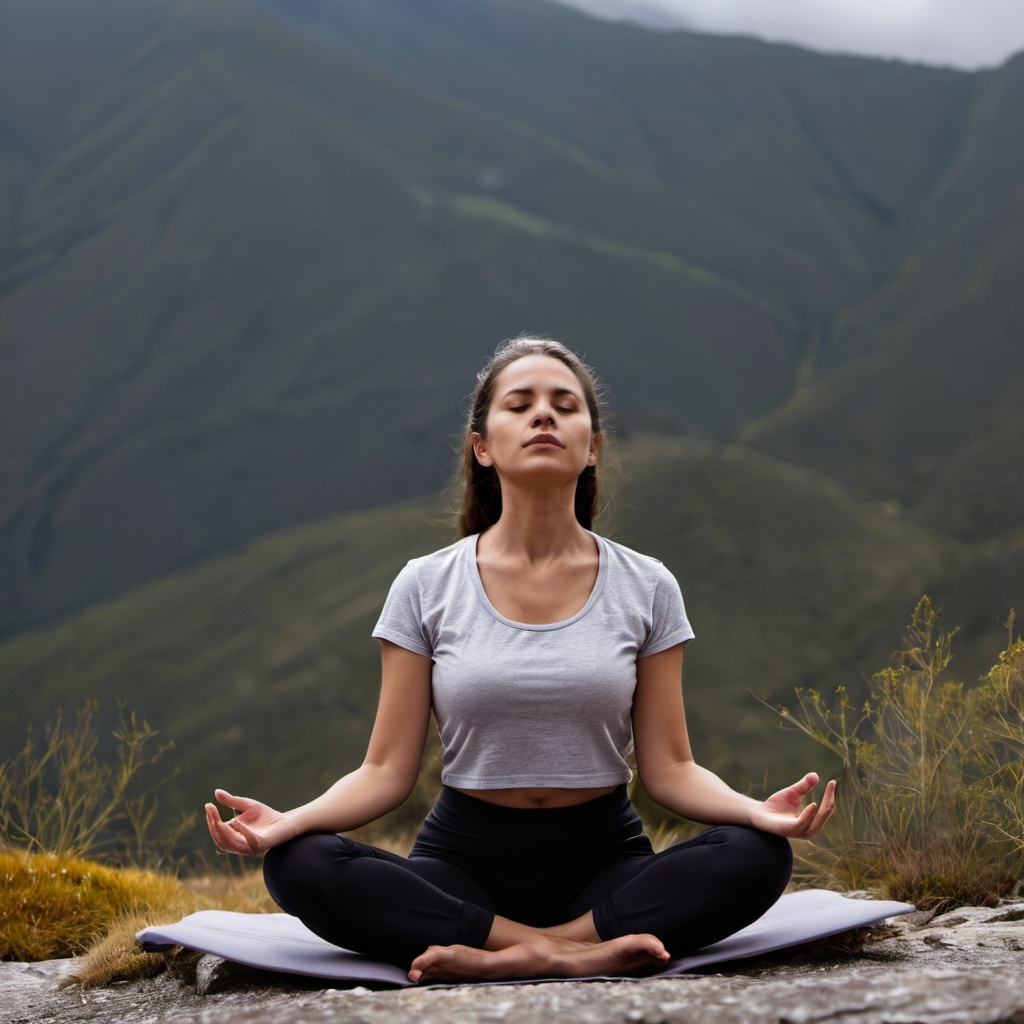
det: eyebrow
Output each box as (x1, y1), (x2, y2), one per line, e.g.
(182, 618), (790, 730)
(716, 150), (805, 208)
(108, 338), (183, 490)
(500, 386), (581, 399)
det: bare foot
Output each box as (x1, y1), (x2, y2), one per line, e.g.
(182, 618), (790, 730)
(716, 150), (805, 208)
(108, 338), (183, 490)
(407, 933), (670, 983)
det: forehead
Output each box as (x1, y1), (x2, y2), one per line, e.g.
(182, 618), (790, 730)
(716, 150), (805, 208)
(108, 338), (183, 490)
(492, 354), (584, 396)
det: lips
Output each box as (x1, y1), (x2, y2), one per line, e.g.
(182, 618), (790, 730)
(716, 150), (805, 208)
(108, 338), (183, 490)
(524, 433), (565, 448)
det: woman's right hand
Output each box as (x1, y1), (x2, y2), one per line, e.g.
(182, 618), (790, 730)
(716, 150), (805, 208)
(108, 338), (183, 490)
(205, 788), (301, 856)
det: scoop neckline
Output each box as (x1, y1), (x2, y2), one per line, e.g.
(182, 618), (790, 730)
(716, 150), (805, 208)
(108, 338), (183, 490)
(466, 532), (608, 631)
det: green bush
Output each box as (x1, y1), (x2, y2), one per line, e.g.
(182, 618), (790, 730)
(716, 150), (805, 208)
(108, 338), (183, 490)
(780, 597), (1024, 911)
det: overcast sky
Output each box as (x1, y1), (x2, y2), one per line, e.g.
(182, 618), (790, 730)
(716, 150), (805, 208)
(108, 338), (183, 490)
(552, 0), (1024, 69)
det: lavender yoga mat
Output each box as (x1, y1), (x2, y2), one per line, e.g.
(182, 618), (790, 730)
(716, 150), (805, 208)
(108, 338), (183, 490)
(136, 889), (913, 986)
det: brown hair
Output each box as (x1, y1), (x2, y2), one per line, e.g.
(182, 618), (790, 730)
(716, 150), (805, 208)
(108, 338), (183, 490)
(456, 337), (606, 537)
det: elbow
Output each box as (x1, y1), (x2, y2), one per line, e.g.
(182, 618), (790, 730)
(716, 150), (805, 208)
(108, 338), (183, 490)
(635, 768), (672, 809)
(362, 759), (421, 807)
(636, 758), (696, 810)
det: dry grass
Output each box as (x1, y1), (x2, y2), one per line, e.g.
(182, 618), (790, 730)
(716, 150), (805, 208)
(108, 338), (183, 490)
(182, 866), (277, 913)
(0, 848), (197, 963)
(68, 867), (277, 988)
(0, 846), (282, 987)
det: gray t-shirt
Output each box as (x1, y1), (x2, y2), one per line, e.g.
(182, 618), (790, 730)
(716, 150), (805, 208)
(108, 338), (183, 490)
(372, 533), (694, 789)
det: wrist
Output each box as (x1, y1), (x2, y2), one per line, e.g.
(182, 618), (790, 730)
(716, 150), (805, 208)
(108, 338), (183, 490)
(279, 812), (303, 840)
(743, 796), (761, 828)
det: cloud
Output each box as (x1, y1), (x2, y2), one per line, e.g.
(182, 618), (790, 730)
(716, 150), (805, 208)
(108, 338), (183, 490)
(551, 0), (1024, 68)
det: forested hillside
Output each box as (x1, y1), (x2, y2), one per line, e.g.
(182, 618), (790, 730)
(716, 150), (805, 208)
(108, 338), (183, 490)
(2, 0), (1020, 635)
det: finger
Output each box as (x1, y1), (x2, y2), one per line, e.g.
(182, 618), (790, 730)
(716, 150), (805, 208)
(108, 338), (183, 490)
(206, 802), (254, 855)
(205, 802), (233, 841)
(803, 781), (838, 837)
(209, 816), (248, 854)
(820, 778), (837, 811)
(214, 788), (256, 813)
(208, 819), (250, 855)
(767, 773), (818, 809)
(229, 816), (265, 854)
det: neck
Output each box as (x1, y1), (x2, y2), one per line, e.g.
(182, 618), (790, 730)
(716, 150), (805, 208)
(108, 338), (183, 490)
(481, 480), (591, 562)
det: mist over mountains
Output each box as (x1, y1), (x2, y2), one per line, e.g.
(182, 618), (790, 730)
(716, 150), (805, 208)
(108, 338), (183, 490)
(1, 0), (1022, 840)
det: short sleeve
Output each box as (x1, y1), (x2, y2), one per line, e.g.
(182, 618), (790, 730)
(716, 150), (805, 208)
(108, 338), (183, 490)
(638, 565), (695, 658)
(371, 561), (433, 657)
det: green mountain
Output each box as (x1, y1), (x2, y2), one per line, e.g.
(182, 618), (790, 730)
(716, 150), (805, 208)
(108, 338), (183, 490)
(2, 0), (1020, 639)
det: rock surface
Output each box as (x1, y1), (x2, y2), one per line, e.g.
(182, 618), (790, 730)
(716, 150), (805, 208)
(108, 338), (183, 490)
(4, 905), (1024, 1024)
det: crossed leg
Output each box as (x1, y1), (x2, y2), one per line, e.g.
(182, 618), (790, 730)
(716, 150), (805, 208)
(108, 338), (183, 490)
(264, 825), (791, 982)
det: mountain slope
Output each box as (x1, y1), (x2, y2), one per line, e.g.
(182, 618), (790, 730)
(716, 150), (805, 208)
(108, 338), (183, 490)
(742, 54), (1024, 538)
(0, 0), (796, 632)
(0, 0), (1020, 649)
(249, 0), (975, 281)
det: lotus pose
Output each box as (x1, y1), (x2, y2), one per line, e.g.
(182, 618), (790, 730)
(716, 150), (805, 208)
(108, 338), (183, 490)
(206, 337), (835, 982)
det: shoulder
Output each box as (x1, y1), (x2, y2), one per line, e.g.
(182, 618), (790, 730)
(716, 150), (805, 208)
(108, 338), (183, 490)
(402, 535), (475, 580)
(375, 537), (477, 653)
(595, 535), (693, 652)
(388, 535), (477, 603)
(595, 534), (675, 584)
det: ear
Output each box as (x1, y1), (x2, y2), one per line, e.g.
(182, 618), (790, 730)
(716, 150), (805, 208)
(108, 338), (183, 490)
(471, 432), (493, 467)
(587, 432), (602, 467)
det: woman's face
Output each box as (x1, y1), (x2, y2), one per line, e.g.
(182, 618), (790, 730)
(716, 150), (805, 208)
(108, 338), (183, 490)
(472, 355), (600, 481)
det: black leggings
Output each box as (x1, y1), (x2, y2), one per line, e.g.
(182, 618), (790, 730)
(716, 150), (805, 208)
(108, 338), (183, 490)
(263, 785), (791, 968)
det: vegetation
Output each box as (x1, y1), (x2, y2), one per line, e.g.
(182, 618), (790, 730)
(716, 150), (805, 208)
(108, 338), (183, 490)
(780, 598), (1024, 912)
(0, 701), (272, 978)
(0, 702), (191, 866)
(0, 699), (196, 967)
(0, 847), (277, 982)
(0, 849), (195, 964)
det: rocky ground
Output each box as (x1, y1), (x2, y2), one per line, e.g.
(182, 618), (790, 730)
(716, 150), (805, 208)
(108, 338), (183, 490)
(4, 905), (1024, 1024)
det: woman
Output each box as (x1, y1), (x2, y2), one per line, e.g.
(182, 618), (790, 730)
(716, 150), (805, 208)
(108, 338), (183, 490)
(206, 337), (836, 982)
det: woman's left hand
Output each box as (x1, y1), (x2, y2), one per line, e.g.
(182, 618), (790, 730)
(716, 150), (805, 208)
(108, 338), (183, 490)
(748, 772), (836, 838)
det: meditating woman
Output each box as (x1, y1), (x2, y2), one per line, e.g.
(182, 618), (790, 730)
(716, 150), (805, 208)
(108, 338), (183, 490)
(205, 337), (836, 982)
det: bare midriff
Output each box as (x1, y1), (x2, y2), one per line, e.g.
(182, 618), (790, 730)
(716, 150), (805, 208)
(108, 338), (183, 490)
(453, 785), (618, 809)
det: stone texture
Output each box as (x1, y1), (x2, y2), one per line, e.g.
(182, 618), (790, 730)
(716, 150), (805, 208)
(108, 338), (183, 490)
(4, 904), (1024, 1024)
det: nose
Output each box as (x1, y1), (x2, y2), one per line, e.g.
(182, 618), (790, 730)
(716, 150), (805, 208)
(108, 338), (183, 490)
(531, 402), (556, 427)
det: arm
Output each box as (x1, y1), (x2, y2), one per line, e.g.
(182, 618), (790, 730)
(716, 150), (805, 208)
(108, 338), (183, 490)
(632, 644), (835, 837)
(206, 639), (433, 855)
